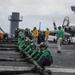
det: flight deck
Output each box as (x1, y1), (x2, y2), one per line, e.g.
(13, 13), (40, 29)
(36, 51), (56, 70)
(0, 38), (75, 75)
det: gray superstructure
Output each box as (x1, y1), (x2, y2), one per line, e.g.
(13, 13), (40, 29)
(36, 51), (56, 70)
(8, 12), (23, 37)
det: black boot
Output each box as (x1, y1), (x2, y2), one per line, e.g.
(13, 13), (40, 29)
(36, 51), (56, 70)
(57, 51), (61, 53)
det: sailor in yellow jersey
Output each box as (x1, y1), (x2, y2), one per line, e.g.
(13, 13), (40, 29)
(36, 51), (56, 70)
(32, 27), (38, 44)
(45, 28), (50, 45)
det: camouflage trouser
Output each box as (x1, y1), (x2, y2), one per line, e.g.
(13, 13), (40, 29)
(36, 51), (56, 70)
(57, 38), (62, 51)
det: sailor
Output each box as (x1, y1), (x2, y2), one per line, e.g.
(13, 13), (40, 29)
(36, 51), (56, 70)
(33, 42), (53, 68)
(25, 43), (38, 58)
(57, 26), (64, 53)
(23, 38), (31, 52)
(18, 37), (31, 52)
(45, 28), (50, 45)
(15, 28), (19, 38)
(20, 38), (31, 58)
(32, 27), (38, 44)
(18, 37), (26, 51)
(18, 29), (25, 39)
(25, 28), (32, 40)
(18, 29), (26, 45)
(38, 31), (45, 44)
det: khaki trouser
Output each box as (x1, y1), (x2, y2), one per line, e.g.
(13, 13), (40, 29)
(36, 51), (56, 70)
(45, 36), (49, 45)
(33, 37), (37, 45)
(57, 38), (62, 51)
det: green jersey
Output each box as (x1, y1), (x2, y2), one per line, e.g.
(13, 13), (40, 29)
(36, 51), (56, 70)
(30, 49), (38, 58)
(37, 50), (52, 62)
(57, 30), (64, 40)
(24, 45), (30, 52)
(33, 49), (53, 62)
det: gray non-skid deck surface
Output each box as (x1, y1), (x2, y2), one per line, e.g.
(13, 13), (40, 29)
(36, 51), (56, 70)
(0, 45), (35, 75)
(47, 43), (75, 75)
(0, 55), (21, 58)
(0, 51), (20, 55)
(13, 73), (40, 75)
(0, 43), (18, 50)
(0, 61), (34, 67)
(0, 49), (34, 67)
(0, 44), (17, 46)
(48, 43), (75, 49)
(0, 53), (21, 58)
(48, 43), (75, 68)
(13, 73), (75, 75)
(0, 48), (18, 51)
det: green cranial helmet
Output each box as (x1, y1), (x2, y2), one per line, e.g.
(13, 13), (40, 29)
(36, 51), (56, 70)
(30, 43), (36, 49)
(40, 42), (48, 49)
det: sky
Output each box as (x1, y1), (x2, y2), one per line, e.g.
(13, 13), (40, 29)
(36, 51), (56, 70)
(0, 0), (75, 33)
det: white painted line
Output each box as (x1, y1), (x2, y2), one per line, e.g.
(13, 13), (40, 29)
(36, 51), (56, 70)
(0, 66), (75, 73)
(46, 68), (75, 73)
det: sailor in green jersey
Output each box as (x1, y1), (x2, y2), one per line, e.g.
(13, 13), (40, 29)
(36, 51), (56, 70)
(26, 43), (38, 58)
(23, 39), (35, 52)
(30, 44), (38, 58)
(18, 30), (22, 37)
(33, 42), (53, 68)
(18, 37), (30, 52)
(57, 26), (64, 53)
(18, 37), (22, 45)
(23, 39), (31, 52)
(18, 30), (25, 38)
(18, 34), (24, 45)
(17, 38), (23, 52)
(21, 38), (32, 58)
(23, 40), (35, 54)
(23, 45), (30, 52)
(18, 38), (26, 51)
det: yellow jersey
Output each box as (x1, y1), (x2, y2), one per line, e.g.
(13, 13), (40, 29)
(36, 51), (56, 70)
(45, 30), (50, 37)
(33, 30), (38, 38)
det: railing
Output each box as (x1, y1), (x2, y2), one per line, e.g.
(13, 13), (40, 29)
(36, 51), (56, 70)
(8, 15), (23, 21)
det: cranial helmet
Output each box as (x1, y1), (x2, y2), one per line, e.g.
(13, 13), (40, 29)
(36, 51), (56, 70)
(25, 38), (30, 45)
(58, 26), (61, 30)
(30, 40), (34, 43)
(39, 42), (47, 49)
(30, 43), (36, 49)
